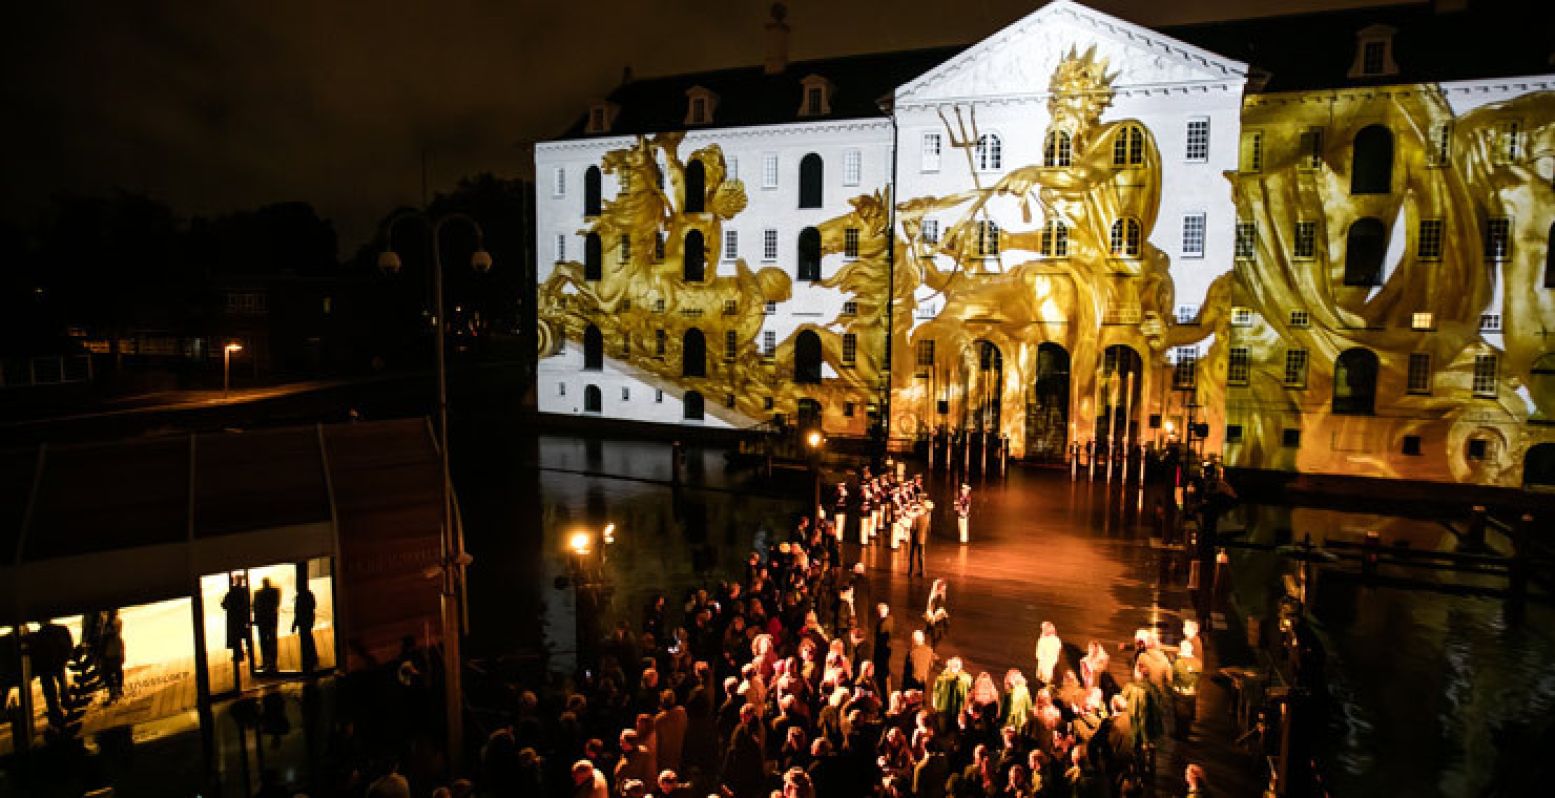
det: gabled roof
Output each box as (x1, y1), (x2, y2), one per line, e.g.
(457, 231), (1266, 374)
(1160, 2), (1555, 93)
(894, 0), (1247, 105)
(555, 46), (964, 140)
(550, 1), (1555, 142)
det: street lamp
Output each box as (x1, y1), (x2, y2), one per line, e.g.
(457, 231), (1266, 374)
(378, 210), (492, 771)
(223, 342), (243, 399)
(805, 428), (824, 520)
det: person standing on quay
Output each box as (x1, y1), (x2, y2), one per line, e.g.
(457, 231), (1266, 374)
(1035, 621), (1063, 685)
(832, 482), (849, 544)
(222, 573), (255, 674)
(294, 584), (318, 674)
(954, 483), (972, 544)
(908, 501), (931, 577)
(253, 577), (282, 673)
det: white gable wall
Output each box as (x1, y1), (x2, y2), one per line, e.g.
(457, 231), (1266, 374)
(891, 0), (1248, 326)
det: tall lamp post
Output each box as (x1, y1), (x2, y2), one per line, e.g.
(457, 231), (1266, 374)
(223, 341), (243, 399)
(378, 211), (491, 772)
(805, 429), (824, 520)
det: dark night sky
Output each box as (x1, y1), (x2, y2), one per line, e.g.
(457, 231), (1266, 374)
(1, 0), (1409, 252)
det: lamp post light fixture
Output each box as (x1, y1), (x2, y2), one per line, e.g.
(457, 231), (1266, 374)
(222, 342), (243, 399)
(804, 428), (825, 520)
(377, 210), (492, 771)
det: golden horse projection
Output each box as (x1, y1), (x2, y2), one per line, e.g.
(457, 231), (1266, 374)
(537, 132), (887, 429)
(538, 45), (1555, 484)
(1229, 89), (1555, 485)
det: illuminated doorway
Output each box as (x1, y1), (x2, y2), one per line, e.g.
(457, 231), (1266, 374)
(797, 397), (823, 427)
(1526, 443), (1555, 491)
(201, 559), (336, 698)
(1096, 344), (1143, 451)
(1025, 342), (1070, 462)
(971, 340), (1003, 430)
(794, 330), (822, 384)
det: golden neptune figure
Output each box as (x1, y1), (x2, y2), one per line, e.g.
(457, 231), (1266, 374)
(892, 46), (1182, 456)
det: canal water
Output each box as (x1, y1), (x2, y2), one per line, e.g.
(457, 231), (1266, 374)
(451, 424), (1555, 797)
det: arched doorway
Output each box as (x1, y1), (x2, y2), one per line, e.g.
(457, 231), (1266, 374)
(797, 227), (821, 281)
(1025, 343), (1070, 462)
(1525, 443), (1555, 490)
(972, 341), (1003, 431)
(1351, 125), (1394, 195)
(684, 158), (705, 213)
(682, 328), (706, 378)
(683, 229), (705, 282)
(1096, 345), (1143, 451)
(1531, 353), (1555, 422)
(1333, 348), (1379, 415)
(683, 390), (704, 421)
(797, 398), (822, 427)
(794, 329), (822, 384)
(799, 153), (823, 208)
(583, 384), (602, 413)
(583, 324), (603, 370)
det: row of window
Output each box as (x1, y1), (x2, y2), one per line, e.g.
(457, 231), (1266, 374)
(1223, 423), (1494, 461)
(921, 132), (1003, 172)
(578, 324), (857, 377)
(556, 150), (868, 212)
(920, 217), (1142, 259)
(569, 117), (1528, 208)
(921, 119), (1211, 174)
(562, 214), (1552, 288)
(920, 212), (1544, 271)
(1231, 215), (1540, 282)
(569, 383), (859, 423)
(1224, 346), (1499, 403)
(1230, 305), (1508, 335)
(559, 224), (865, 281)
(1239, 121), (1524, 191)
(567, 382), (704, 419)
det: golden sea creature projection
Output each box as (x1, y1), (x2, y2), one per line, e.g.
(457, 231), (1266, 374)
(1227, 88), (1555, 485)
(537, 132), (885, 430)
(891, 46), (1182, 460)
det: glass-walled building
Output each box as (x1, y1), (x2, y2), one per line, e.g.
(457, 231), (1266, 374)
(1, 420), (445, 766)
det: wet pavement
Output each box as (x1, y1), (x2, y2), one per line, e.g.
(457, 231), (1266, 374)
(456, 432), (1555, 797)
(7, 424), (1553, 797)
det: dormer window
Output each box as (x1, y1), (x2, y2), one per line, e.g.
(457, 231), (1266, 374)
(585, 101), (618, 135)
(1348, 25), (1399, 79)
(685, 86), (718, 126)
(797, 75), (833, 117)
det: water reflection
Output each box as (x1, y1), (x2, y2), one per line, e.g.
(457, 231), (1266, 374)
(457, 432), (1555, 796)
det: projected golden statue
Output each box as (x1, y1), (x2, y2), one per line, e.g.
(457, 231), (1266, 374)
(1227, 88), (1555, 485)
(892, 46), (1180, 461)
(537, 132), (886, 430)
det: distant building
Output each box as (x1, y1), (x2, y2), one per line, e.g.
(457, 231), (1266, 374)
(536, 0), (1555, 490)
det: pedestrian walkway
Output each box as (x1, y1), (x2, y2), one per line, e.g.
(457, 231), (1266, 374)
(843, 466), (1265, 796)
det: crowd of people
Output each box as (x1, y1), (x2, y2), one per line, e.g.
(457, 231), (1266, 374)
(428, 465), (1212, 798)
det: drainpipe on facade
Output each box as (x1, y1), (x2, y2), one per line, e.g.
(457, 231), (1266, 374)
(880, 98), (900, 463)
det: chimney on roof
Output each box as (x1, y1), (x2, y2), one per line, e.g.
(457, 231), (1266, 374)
(764, 3), (790, 76)
(621, 65), (634, 85)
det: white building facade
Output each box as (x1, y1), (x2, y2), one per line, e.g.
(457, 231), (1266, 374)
(534, 0), (1555, 488)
